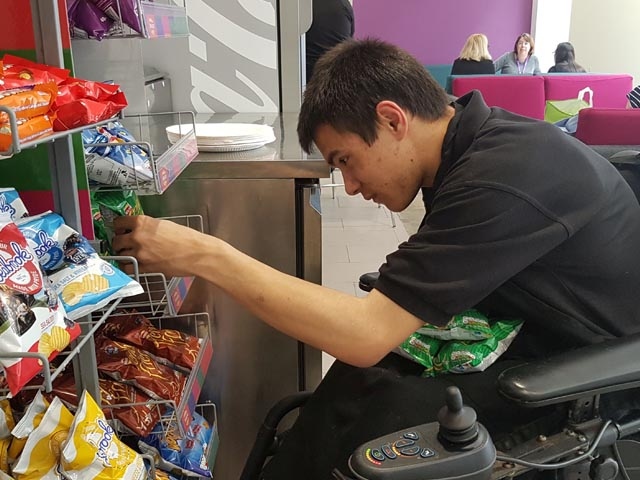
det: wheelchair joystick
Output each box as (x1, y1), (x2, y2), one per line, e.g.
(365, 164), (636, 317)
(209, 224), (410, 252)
(348, 387), (496, 480)
(438, 386), (479, 445)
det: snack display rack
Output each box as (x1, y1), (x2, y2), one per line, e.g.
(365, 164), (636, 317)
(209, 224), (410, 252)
(74, 0), (190, 40)
(84, 111), (199, 195)
(98, 311), (214, 437)
(0, 106), (120, 158)
(0, 2), (218, 476)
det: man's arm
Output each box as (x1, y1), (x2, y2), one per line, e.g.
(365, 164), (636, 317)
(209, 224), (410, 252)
(112, 215), (424, 367)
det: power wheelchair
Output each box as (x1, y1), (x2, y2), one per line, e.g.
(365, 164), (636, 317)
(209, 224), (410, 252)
(241, 281), (640, 480)
(241, 148), (640, 480)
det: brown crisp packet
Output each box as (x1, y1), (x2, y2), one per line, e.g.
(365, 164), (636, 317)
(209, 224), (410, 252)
(95, 337), (186, 406)
(119, 324), (200, 370)
(97, 310), (152, 338)
(47, 373), (164, 437)
(101, 311), (201, 370)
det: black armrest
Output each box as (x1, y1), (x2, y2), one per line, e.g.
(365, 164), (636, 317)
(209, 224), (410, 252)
(497, 333), (640, 407)
(358, 272), (380, 292)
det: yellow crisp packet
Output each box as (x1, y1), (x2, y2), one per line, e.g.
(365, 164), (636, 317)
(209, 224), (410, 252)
(12, 396), (73, 480)
(61, 390), (146, 480)
(0, 400), (15, 440)
(0, 438), (10, 474)
(8, 391), (49, 464)
(0, 470), (14, 480)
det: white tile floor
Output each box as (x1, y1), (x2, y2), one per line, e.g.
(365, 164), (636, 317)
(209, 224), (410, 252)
(319, 171), (411, 375)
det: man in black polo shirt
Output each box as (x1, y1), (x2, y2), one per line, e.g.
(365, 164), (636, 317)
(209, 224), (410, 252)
(305, 0), (354, 81)
(113, 39), (640, 479)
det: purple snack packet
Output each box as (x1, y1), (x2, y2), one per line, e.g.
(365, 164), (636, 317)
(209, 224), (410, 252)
(68, 0), (114, 40)
(90, 0), (145, 35)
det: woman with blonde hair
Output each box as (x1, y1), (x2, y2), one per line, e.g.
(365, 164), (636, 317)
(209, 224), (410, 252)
(451, 33), (494, 75)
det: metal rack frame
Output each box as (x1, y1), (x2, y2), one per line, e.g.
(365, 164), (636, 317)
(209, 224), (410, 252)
(84, 111), (198, 195)
(0, 4), (210, 477)
(70, 0), (189, 40)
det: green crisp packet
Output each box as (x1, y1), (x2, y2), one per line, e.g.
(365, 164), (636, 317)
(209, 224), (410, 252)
(90, 191), (111, 257)
(417, 309), (493, 341)
(394, 333), (443, 374)
(92, 190), (144, 255)
(432, 319), (524, 375)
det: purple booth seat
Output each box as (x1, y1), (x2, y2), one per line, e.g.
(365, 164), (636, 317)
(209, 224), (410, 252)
(451, 75), (546, 120)
(544, 74), (633, 109)
(575, 107), (640, 145)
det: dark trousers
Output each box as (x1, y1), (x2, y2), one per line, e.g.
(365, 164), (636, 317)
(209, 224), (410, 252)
(261, 354), (561, 480)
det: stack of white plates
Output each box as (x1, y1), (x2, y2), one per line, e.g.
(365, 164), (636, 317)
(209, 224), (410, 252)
(166, 123), (276, 152)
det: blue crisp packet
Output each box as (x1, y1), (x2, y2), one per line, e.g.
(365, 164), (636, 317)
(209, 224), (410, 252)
(83, 121), (153, 183)
(0, 188), (29, 221)
(138, 409), (213, 478)
(17, 212), (143, 320)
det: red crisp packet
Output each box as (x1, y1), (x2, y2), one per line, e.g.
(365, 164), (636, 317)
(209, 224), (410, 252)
(53, 78), (127, 131)
(0, 216), (79, 396)
(1, 54), (69, 90)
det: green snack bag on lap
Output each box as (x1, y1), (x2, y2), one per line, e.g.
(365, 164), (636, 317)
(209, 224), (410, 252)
(433, 319), (523, 375)
(417, 309), (493, 341)
(394, 333), (443, 374)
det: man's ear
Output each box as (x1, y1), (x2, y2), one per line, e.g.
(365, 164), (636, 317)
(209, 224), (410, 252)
(376, 101), (408, 139)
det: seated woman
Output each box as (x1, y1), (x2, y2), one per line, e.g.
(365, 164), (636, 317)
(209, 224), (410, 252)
(450, 34), (494, 75)
(494, 33), (541, 75)
(548, 42), (586, 73)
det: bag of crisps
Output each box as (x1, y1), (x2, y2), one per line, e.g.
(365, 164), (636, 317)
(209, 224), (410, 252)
(0, 215), (78, 396)
(0, 83), (57, 123)
(61, 390), (147, 480)
(0, 189), (28, 223)
(416, 309), (493, 341)
(138, 408), (213, 478)
(0, 114), (54, 152)
(17, 211), (143, 320)
(12, 396), (74, 479)
(8, 391), (49, 465)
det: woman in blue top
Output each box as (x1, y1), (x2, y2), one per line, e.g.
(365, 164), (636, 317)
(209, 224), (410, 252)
(494, 33), (541, 75)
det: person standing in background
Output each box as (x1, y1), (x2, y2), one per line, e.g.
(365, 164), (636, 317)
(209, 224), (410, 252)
(451, 33), (494, 75)
(305, 0), (354, 81)
(494, 33), (541, 75)
(548, 42), (586, 73)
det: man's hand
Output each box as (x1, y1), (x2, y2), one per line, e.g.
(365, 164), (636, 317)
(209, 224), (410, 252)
(112, 215), (207, 278)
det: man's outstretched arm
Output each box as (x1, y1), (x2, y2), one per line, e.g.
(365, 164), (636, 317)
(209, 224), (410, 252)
(112, 215), (424, 367)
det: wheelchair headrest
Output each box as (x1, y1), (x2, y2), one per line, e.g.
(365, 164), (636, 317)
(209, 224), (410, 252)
(497, 333), (640, 407)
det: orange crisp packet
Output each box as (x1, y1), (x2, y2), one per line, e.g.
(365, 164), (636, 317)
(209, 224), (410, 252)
(0, 83), (57, 123)
(0, 114), (53, 152)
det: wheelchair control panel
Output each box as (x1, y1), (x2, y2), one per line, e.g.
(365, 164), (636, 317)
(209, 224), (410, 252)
(348, 387), (496, 480)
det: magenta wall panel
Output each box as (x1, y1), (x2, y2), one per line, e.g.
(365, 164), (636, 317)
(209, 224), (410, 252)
(353, 0), (533, 65)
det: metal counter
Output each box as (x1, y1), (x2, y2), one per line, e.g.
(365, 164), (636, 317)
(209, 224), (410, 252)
(139, 113), (329, 479)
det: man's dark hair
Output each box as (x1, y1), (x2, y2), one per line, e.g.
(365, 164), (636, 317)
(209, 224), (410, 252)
(298, 38), (450, 154)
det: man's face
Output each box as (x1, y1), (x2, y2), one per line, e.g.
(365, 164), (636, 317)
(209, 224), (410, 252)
(314, 123), (422, 212)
